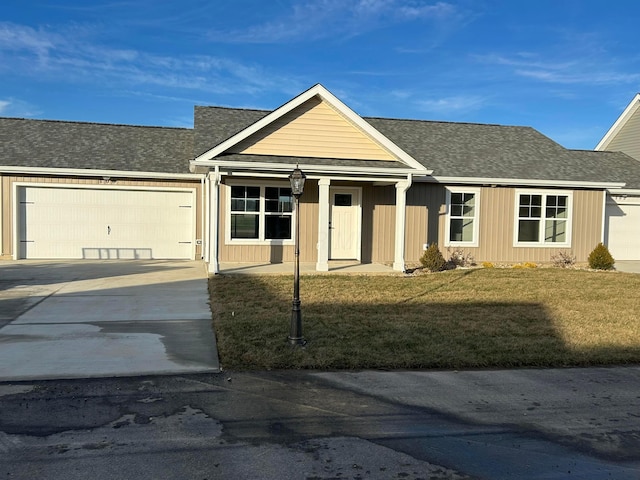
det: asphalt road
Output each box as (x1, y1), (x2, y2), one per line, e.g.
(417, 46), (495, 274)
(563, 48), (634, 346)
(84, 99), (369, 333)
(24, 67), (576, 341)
(2, 368), (640, 480)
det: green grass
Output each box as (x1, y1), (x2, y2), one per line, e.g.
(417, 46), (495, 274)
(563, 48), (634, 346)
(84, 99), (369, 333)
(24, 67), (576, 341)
(209, 268), (640, 370)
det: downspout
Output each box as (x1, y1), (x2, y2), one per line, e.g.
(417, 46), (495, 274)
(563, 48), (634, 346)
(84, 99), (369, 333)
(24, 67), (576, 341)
(601, 190), (609, 245)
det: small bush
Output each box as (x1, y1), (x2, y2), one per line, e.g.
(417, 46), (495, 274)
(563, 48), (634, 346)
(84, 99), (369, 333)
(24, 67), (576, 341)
(512, 262), (537, 269)
(482, 261), (495, 268)
(446, 248), (475, 269)
(420, 244), (446, 272)
(551, 251), (576, 268)
(588, 243), (615, 270)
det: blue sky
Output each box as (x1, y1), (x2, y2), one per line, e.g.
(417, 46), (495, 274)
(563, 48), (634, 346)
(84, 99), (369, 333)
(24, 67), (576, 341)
(1, 0), (639, 150)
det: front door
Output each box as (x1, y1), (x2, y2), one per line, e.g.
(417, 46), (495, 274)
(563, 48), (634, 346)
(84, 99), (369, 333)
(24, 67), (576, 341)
(329, 188), (361, 260)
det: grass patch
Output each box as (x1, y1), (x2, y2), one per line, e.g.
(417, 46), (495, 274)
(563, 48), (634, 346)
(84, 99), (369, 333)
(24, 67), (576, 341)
(209, 268), (640, 370)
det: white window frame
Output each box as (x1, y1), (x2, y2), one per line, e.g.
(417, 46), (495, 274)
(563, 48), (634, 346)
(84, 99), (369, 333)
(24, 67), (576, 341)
(513, 189), (572, 247)
(444, 186), (480, 247)
(225, 181), (295, 245)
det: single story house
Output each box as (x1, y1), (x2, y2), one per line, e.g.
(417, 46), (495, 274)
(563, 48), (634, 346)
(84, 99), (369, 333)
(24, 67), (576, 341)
(2, 84), (640, 273)
(596, 93), (640, 260)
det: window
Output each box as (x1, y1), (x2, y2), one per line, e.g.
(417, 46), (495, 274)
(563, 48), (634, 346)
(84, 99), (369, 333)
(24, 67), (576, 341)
(515, 191), (571, 246)
(445, 188), (480, 246)
(228, 184), (293, 242)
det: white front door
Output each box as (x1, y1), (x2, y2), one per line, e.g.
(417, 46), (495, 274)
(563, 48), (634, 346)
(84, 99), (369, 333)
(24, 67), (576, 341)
(329, 188), (361, 260)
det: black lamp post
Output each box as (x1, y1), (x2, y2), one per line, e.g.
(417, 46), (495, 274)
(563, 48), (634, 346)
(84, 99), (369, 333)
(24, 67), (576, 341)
(288, 166), (306, 346)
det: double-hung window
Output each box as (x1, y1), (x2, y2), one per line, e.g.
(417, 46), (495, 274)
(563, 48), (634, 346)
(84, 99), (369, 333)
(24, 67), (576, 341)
(515, 190), (571, 246)
(445, 187), (480, 247)
(229, 184), (294, 242)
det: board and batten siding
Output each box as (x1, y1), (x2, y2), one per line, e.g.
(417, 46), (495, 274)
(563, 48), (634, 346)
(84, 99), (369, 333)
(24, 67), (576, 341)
(229, 97), (397, 161)
(423, 185), (604, 264)
(218, 180), (319, 263)
(0, 175), (203, 260)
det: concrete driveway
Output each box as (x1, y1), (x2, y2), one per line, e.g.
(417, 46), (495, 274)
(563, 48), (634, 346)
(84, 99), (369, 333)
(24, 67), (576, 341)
(0, 260), (219, 381)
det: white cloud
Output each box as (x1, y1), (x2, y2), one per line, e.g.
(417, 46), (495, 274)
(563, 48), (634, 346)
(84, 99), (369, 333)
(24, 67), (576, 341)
(475, 49), (640, 87)
(418, 95), (487, 115)
(208, 0), (461, 43)
(0, 22), (301, 96)
(0, 98), (41, 117)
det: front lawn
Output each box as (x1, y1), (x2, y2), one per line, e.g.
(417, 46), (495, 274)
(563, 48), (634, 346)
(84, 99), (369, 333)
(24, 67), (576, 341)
(209, 268), (640, 370)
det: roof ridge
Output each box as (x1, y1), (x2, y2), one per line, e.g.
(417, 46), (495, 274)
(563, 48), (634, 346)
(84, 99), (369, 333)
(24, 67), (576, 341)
(0, 116), (191, 131)
(365, 115), (531, 129)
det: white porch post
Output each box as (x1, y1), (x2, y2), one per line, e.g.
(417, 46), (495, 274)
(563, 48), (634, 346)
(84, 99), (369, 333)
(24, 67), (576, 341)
(207, 168), (220, 274)
(393, 177), (412, 272)
(316, 178), (330, 271)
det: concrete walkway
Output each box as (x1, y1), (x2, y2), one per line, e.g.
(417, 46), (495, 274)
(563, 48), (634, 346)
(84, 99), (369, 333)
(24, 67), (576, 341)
(0, 260), (219, 381)
(615, 260), (640, 273)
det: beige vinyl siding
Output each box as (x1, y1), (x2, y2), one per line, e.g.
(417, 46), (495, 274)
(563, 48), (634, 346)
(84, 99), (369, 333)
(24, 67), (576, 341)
(606, 109), (640, 160)
(218, 180), (319, 263)
(406, 184), (444, 263)
(361, 185), (395, 264)
(425, 185), (603, 264)
(229, 97), (397, 161)
(1, 175), (203, 260)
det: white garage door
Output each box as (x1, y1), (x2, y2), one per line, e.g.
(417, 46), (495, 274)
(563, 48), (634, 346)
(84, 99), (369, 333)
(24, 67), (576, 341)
(606, 196), (640, 261)
(18, 186), (195, 259)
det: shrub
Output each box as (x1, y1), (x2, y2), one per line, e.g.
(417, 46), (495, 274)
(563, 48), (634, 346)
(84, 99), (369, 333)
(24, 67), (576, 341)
(420, 243), (446, 272)
(551, 251), (576, 268)
(482, 261), (495, 268)
(588, 243), (615, 270)
(512, 262), (537, 269)
(446, 248), (475, 269)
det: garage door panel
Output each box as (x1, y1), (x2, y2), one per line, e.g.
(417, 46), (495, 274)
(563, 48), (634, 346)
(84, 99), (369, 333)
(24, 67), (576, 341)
(606, 198), (640, 261)
(19, 187), (194, 260)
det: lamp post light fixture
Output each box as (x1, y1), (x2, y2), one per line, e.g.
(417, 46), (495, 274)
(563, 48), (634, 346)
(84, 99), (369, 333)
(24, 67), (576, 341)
(288, 166), (306, 346)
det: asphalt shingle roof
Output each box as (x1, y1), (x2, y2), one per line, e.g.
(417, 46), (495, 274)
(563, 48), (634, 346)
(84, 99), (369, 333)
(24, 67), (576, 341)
(4, 105), (640, 189)
(0, 118), (194, 174)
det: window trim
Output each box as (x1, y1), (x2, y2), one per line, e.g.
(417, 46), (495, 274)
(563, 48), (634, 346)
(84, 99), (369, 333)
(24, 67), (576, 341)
(444, 186), (481, 247)
(225, 181), (295, 245)
(513, 189), (572, 247)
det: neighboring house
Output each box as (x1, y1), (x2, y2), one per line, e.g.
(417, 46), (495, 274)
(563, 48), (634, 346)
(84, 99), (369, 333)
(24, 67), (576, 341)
(596, 93), (640, 261)
(2, 84), (640, 272)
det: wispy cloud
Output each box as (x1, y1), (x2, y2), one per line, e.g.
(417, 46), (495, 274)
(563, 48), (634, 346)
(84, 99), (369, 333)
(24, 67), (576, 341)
(418, 94), (488, 115)
(208, 0), (460, 43)
(0, 97), (41, 117)
(0, 21), (301, 95)
(474, 49), (640, 86)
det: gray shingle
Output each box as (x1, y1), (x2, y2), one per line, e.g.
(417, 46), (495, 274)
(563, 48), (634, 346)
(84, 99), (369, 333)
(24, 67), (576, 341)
(4, 106), (640, 189)
(0, 118), (193, 174)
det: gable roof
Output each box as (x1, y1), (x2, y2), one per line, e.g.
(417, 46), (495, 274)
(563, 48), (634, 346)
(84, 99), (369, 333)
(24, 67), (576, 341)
(596, 93), (640, 152)
(368, 117), (636, 187)
(193, 84), (428, 172)
(0, 117), (194, 174)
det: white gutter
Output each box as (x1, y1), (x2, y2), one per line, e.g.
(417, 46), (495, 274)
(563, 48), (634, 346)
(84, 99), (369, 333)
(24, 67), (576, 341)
(419, 175), (625, 189)
(606, 188), (640, 196)
(0, 165), (202, 180)
(190, 159), (431, 177)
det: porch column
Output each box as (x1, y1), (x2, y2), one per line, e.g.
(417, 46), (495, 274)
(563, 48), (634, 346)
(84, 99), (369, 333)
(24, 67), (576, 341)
(316, 178), (330, 271)
(207, 169), (220, 274)
(393, 178), (412, 272)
